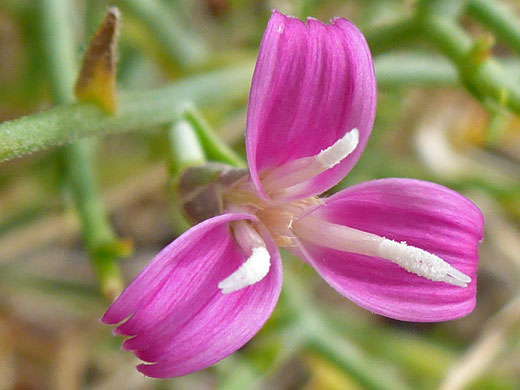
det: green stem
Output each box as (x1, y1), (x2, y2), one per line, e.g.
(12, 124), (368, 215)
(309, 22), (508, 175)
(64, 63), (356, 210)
(215, 355), (260, 390)
(0, 63), (253, 162)
(165, 118), (206, 236)
(118, 0), (207, 69)
(61, 139), (126, 299)
(467, 0), (520, 55)
(364, 18), (421, 55)
(166, 117), (206, 175)
(374, 53), (458, 87)
(283, 270), (411, 390)
(39, 0), (76, 103)
(0, 264), (102, 302)
(40, 0), (123, 300)
(183, 106), (246, 168)
(420, 15), (520, 115)
(420, 16), (472, 64)
(416, 0), (468, 20)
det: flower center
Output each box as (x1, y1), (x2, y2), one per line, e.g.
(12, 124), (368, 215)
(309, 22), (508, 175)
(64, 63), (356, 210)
(223, 128), (361, 247)
(219, 127), (470, 293)
(224, 177), (323, 247)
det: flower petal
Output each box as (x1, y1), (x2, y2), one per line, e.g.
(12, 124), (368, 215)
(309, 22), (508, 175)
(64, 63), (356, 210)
(103, 214), (282, 378)
(295, 178), (484, 322)
(246, 11), (376, 198)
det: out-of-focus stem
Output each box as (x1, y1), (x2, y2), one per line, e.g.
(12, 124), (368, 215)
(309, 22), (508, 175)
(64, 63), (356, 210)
(283, 270), (411, 390)
(165, 118), (206, 235)
(364, 18), (421, 55)
(374, 53), (458, 87)
(39, 0), (124, 300)
(118, 0), (207, 70)
(183, 106), (245, 168)
(467, 0), (520, 56)
(61, 139), (127, 300)
(439, 295), (520, 390)
(215, 356), (260, 390)
(416, 0), (468, 20)
(419, 13), (520, 115)
(166, 117), (206, 175)
(367, 0), (520, 116)
(39, 0), (76, 103)
(0, 63), (254, 162)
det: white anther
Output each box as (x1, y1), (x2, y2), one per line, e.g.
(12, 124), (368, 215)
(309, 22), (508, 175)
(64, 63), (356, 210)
(378, 239), (471, 287)
(262, 129), (360, 195)
(293, 216), (471, 288)
(218, 246), (271, 294)
(316, 129), (359, 169)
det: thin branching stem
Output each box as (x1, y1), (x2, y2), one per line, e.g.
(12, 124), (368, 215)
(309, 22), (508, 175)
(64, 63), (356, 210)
(467, 0), (520, 55)
(0, 64), (253, 162)
(39, 0), (124, 300)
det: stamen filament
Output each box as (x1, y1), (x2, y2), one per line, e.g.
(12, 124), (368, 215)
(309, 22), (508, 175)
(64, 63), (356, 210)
(262, 129), (359, 193)
(218, 221), (271, 294)
(293, 216), (471, 287)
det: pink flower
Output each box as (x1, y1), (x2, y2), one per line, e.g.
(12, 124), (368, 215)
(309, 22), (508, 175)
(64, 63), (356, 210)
(102, 10), (484, 378)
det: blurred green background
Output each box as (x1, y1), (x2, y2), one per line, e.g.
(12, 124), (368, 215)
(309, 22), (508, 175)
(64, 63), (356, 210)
(1, 0), (520, 389)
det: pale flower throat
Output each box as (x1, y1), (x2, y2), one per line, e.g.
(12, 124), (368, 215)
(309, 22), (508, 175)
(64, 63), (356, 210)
(218, 129), (471, 293)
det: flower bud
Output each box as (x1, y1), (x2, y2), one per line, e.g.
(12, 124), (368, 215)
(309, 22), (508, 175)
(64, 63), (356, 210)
(177, 163), (248, 224)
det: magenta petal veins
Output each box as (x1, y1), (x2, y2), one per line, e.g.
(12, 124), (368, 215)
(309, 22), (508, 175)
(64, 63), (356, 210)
(102, 10), (484, 378)
(246, 11), (376, 199)
(293, 216), (472, 288)
(102, 213), (282, 378)
(292, 179), (483, 322)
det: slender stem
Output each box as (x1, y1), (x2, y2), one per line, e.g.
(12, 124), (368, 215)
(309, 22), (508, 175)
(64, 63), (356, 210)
(283, 269), (411, 390)
(0, 63), (253, 162)
(419, 16), (472, 64)
(166, 117), (206, 175)
(183, 106), (246, 168)
(416, 0), (469, 20)
(0, 264), (102, 302)
(374, 53), (458, 87)
(467, 0), (520, 56)
(39, 0), (76, 103)
(60, 139), (127, 299)
(39, 0), (124, 300)
(364, 18), (421, 55)
(215, 356), (260, 390)
(165, 118), (206, 235)
(118, 0), (207, 69)
(439, 295), (520, 390)
(366, 0), (520, 115)
(420, 15), (520, 115)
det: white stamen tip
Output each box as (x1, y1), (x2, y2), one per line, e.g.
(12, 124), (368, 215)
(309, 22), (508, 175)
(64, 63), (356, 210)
(378, 239), (471, 287)
(218, 246), (271, 294)
(316, 128), (359, 169)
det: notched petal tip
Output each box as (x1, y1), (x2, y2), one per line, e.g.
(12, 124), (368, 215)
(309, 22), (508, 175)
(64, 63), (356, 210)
(246, 10), (376, 199)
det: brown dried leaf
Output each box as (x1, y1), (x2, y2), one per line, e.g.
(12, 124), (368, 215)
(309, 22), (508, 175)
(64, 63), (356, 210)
(74, 7), (120, 114)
